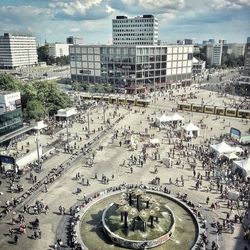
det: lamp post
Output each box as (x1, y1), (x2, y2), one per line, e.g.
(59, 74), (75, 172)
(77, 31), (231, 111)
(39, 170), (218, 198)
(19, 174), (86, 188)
(35, 130), (41, 171)
(154, 78), (156, 104)
(87, 110), (90, 134)
(66, 119), (69, 144)
(103, 105), (106, 124)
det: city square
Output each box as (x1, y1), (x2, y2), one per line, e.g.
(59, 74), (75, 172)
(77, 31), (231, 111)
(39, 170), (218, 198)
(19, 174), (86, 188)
(0, 2), (249, 250)
(0, 78), (249, 250)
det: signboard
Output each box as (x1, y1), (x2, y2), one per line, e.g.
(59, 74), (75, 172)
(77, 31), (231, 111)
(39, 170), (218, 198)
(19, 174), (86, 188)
(230, 127), (241, 140)
(4, 92), (21, 112)
(15, 99), (22, 108)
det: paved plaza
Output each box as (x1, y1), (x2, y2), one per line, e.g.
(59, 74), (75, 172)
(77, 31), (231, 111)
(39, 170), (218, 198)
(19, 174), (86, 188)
(0, 81), (249, 250)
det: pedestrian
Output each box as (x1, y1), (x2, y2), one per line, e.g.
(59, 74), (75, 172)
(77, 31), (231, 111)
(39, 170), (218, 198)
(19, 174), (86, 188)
(206, 196), (210, 205)
(14, 234), (18, 244)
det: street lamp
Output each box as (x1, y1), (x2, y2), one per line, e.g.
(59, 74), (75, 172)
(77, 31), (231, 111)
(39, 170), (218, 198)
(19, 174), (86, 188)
(66, 119), (69, 144)
(87, 110), (90, 134)
(35, 130), (41, 171)
(103, 104), (106, 124)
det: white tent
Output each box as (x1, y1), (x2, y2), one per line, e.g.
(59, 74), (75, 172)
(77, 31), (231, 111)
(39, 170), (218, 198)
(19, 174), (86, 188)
(150, 138), (160, 145)
(155, 114), (172, 127)
(232, 146), (244, 154)
(210, 141), (235, 155)
(182, 122), (200, 138)
(233, 157), (250, 178)
(171, 113), (184, 122)
(223, 152), (239, 160)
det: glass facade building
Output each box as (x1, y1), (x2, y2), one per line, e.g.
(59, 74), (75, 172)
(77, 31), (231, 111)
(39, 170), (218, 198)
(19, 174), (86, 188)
(0, 109), (23, 136)
(0, 91), (23, 136)
(70, 45), (193, 91)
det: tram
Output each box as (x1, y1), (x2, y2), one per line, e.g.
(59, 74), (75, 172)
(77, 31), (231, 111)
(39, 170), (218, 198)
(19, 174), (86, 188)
(78, 94), (150, 107)
(177, 103), (250, 119)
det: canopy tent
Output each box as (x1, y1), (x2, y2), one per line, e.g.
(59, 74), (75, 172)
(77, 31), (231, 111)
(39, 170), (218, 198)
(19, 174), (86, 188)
(223, 152), (239, 160)
(155, 113), (184, 128)
(182, 122), (200, 138)
(233, 157), (250, 178)
(232, 146), (244, 154)
(171, 113), (184, 122)
(155, 114), (172, 127)
(150, 138), (160, 145)
(32, 120), (48, 130)
(210, 141), (235, 155)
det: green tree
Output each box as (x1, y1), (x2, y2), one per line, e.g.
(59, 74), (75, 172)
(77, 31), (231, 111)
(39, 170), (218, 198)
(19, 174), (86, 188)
(0, 73), (21, 91)
(0, 73), (71, 120)
(24, 99), (46, 121)
(37, 45), (49, 62)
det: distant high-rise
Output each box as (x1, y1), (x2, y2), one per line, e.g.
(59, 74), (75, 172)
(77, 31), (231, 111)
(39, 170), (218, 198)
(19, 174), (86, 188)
(112, 15), (158, 45)
(244, 37), (250, 76)
(66, 36), (83, 45)
(0, 33), (38, 69)
(206, 43), (223, 66)
(184, 39), (193, 45)
(48, 43), (69, 58)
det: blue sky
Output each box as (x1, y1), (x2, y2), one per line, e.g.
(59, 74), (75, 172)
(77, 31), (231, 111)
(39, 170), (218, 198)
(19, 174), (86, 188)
(0, 0), (249, 45)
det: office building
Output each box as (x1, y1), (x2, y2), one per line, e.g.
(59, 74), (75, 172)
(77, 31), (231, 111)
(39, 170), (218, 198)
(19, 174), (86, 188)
(48, 43), (69, 58)
(0, 33), (38, 69)
(184, 39), (193, 45)
(244, 37), (250, 76)
(0, 91), (23, 136)
(69, 44), (193, 92)
(112, 15), (158, 45)
(223, 43), (245, 57)
(66, 36), (83, 45)
(206, 43), (223, 66)
(192, 57), (206, 76)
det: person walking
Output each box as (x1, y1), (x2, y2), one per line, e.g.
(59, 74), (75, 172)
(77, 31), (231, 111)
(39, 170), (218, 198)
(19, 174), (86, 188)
(206, 196), (210, 205)
(14, 234), (18, 244)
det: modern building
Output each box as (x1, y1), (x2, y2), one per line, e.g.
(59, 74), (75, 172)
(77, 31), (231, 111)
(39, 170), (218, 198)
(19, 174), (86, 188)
(66, 36), (83, 45)
(223, 43), (245, 57)
(112, 15), (158, 45)
(192, 57), (206, 76)
(206, 43), (223, 66)
(69, 44), (193, 92)
(0, 33), (38, 69)
(244, 37), (250, 76)
(184, 39), (193, 45)
(0, 91), (23, 136)
(48, 43), (69, 58)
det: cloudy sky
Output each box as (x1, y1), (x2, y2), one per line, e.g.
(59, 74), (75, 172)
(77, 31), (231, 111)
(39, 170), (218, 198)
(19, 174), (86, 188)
(0, 0), (249, 45)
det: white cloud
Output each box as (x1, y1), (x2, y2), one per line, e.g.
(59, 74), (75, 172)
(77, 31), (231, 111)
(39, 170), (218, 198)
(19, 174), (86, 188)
(69, 27), (80, 32)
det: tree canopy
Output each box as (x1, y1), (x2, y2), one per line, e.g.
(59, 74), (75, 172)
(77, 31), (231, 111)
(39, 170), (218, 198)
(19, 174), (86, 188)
(37, 45), (69, 66)
(0, 73), (71, 121)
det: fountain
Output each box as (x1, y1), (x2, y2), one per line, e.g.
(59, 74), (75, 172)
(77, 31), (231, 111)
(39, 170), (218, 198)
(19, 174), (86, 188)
(79, 187), (200, 250)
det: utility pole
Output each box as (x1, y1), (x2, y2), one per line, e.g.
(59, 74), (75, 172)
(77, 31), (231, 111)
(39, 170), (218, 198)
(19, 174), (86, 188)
(36, 130), (41, 171)
(154, 78), (156, 103)
(103, 105), (106, 124)
(66, 119), (69, 144)
(87, 110), (90, 134)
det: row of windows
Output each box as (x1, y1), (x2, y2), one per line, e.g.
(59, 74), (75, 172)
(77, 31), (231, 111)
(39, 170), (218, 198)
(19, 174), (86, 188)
(113, 29), (155, 32)
(113, 18), (155, 23)
(114, 33), (154, 37)
(114, 42), (156, 45)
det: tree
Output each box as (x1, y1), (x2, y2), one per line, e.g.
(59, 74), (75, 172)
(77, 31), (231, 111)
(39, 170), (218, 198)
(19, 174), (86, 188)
(37, 45), (49, 62)
(0, 73), (71, 120)
(24, 99), (46, 121)
(0, 73), (21, 91)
